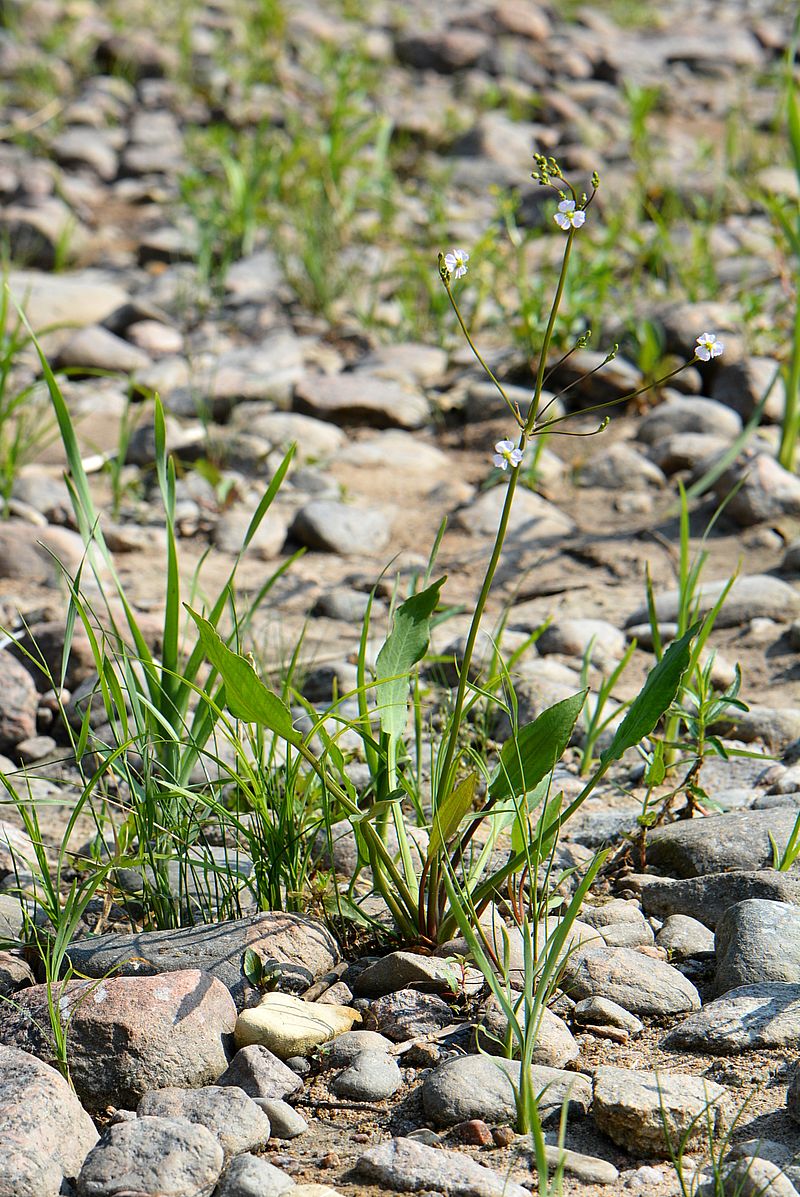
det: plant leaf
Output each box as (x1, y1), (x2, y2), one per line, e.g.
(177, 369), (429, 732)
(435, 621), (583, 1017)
(186, 606), (300, 745)
(488, 690), (587, 804)
(599, 624), (698, 766)
(428, 771), (478, 861)
(375, 576), (445, 738)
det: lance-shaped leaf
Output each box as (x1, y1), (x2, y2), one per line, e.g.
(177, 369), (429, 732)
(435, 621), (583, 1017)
(375, 576), (445, 739)
(488, 690), (586, 804)
(427, 771), (478, 862)
(599, 623), (698, 766)
(186, 607), (301, 745)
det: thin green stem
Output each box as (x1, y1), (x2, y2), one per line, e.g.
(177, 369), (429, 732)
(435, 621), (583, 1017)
(442, 271), (523, 426)
(526, 230), (576, 429)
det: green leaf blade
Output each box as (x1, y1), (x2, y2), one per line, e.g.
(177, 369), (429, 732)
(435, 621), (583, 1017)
(488, 690), (587, 804)
(375, 576), (445, 739)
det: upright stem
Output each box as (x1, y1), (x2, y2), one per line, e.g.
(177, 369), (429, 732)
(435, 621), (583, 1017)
(526, 229), (576, 429)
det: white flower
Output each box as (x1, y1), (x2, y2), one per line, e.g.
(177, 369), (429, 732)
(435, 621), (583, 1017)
(695, 332), (724, 361)
(553, 199), (586, 231)
(493, 439), (524, 470)
(444, 248), (469, 279)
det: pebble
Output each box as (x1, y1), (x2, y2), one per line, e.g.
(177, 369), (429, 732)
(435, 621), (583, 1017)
(294, 372), (429, 429)
(368, 989), (455, 1042)
(355, 1136), (532, 1197)
(656, 914), (716, 959)
(234, 991), (360, 1057)
(252, 1098), (308, 1139)
(712, 451), (800, 525)
(354, 950), (480, 998)
(329, 1049), (403, 1100)
(626, 574), (800, 630)
(592, 1066), (726, 1157)
(697, 1157), (800, 1197)
(290, 499), (392, 555)
(541, 1145), (619, 1185)
(75, 1115), (224, 1197)
(454, 485), (576, 543)
(474, 996), (580, 1067)
(319, 1030), (395, 1066)
(136, 1085), (272, 1156)
(214, 1153), (295, 1197)
(572, 996), (644, 1036)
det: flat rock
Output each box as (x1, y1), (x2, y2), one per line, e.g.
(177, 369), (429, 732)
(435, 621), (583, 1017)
(290, 499), (392, 555)
(0, 1045), (98, 1194)
(294, 373), (429, 429)
(422, 1054), (591, 1127)
(6, 269), (128, 333)
(234, 991), (360, 1057)
(0, 651), (38, 751)
(592, 1066), (726, 1157)
(663, 983), (800, 1053)
(354, 950), (479, 998)
(368, 988), (455, 1042)
(626, 574), (800, 629)
(56, 325), (150, 373)
(634, 870), (800, 928)
(137, 1085), (271, 1156)
(75, 1115), (224, 1197)
(0, 970), (235, 1110)
(215, 1044), (302, 1100)
(714, 900), (800, 993)
(64, 910), (339, 1007)
(355, 1136), (532, 1197)
(231, 408), (346, 461)
(562, 946), (700, 1015)
(537, 618), (626, 664)
(0, 521), (93, 588)
(576, 442), (665, 490)
(645, 810), (800, 877)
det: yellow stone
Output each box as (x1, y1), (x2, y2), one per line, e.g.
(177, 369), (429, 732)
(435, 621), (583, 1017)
(234, 991), (361, 1057)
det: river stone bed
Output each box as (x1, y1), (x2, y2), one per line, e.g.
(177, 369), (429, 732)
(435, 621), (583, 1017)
(1, 0), (800, 1195)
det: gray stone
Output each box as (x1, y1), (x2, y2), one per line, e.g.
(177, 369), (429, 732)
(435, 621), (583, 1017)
(626, 574), (800, 630)
(0, 522), (93, 588)
(0, 1045), (98, 1192)
(726, 705), (800, 752)
(213, 508), (288, 558)
(5, 269), (128, 335)
(645, 810), (800, 877)
(252, 1098), (308, 1139)
(56, 325), (150, 373)
(330, 1049), (403, 1100)
(537, 619), (627, 665)
(475, 996), (580, 1067)
(319, 1029), (395, 1067)
(592, 1066), (726, 1157)
(562, 946), (700, 1015)
(215, 1044), (302, 1100)
(634, 870), (800, 928)
(0, 651), (38, 751)
(290, 499), (391, 555)
(354, 950), (478, 998)
(355, 1136), (531, 1197)
(789, 1061), (800, 1124)
(0, 893), (24, 939)
(541, 1146), (618, 1184)
(0, 950), (35, 994)
(454, 485), (576, 543)
(656, 914), (716, 958)
(75, 1115), (224, 1197)
(422, 1054), (591, 1127)
(636, 395), (742, 445)
(649, 432), (735, 475)
(214, 1153), (295, 1197)
(712, 356), (786, 422)
(715, 900), (800, 993)
(712, 451), (800, 526)
(573, 997), (644, 1036)
(368, 989), (455, 1042)
(63, 910), (339, 1008)
(359, 342), (448, 387)
(231, 408), (346, 461)
(576, 443), (665, 490)
(663, 983), (800, 1053)
(0, 971), (236, 1111)
(137, 1085), (271, 1156)
(294, 372), (429, 429)
(698, 1157), (800, 1197)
